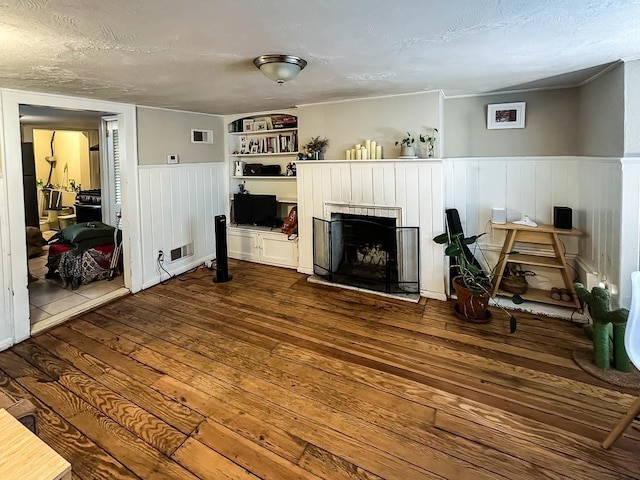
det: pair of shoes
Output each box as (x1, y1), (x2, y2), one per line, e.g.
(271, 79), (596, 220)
(550, 287), (571, 302)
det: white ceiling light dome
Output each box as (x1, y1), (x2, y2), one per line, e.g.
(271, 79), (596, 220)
(253, 54), (307, 84)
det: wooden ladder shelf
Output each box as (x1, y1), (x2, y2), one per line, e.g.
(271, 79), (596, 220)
(490, 222), (583, 308)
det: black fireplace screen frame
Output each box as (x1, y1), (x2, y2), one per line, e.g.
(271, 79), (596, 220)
(313, 215), (419, 294)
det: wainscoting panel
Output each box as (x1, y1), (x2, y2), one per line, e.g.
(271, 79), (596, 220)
(445, 156), (623, 300)
(297, 160), (445, 299)
(139, 163), (226, 289)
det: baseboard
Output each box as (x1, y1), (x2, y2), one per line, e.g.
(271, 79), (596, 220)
(0, 338), (13, 352)
(142, 256), (212, 290)
(421, 290), (448, 301)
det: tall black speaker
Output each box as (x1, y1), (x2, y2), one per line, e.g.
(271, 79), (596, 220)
(213, 214), (232, 283)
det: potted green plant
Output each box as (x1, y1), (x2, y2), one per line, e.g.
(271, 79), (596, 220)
(433, 230), (520, 331)
(395, 132), (416, 157)
(303, 136), (329, 160)
(419, 128), (438, 158)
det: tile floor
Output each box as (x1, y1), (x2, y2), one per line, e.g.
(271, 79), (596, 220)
(28, 237), (125, 325)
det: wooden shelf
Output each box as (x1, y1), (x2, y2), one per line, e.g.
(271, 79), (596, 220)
(507, 253), (563, 269)
(228, 128), (297, 136)
(232, 176), (296, 180)
(495, 287), (578, 307)
(491, 222), (582, 309)
(229, 152), (298, 157)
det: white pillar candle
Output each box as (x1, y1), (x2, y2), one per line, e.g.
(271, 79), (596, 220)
(356, 148), (362, 160)
(362, 147), (368, 160)
(346, 149), (351, 160)
(350, 148), (356, 159)
(355, 144), (361, 150)
(371, 141), (377, 159)
(376, 145), (382, 159)
(365, 140), (371, 155)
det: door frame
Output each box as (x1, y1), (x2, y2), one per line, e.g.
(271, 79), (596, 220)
(0, 89), (142, 345)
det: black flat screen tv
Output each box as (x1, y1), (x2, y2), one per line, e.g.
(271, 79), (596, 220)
(233, 193), (278, 227)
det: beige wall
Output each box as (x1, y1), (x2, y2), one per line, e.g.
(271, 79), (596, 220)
(137, 107), (224, 165)
(624, 60), (640, 156)
(444, 89), (580, 157)
(33, 129), (88, 190)
(579, 63), (625, 157)
(296, 92), (441, 160)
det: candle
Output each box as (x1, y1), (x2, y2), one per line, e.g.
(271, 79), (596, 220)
(371, 141), (377, 159)
(355, 148), (362, 160)
(350, 148), (356, 159)
(362, 147), (368, 160)
(365, 140), (371, 155)
(346, 149), (352, 160)
(376, 145), (382, 159)
(355, 144), (361, 150)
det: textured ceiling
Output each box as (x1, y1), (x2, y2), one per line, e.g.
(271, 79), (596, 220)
(1, 0), (639, 115)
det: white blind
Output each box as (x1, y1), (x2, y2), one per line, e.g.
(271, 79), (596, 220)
(112, 127), (121, 205)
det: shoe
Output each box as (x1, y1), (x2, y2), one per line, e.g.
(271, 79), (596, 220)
(560, 288), (572, 302)
(550, 287), (561, 300)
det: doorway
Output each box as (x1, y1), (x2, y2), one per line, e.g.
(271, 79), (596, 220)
(21, 108), (126, 331)
(0, 90), (142, 345)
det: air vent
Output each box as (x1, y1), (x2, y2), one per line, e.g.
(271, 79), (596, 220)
(169, 242), (194, 262)
(191, 129), (213, 144)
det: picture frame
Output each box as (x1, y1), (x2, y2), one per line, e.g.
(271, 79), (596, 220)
(487, 102), (526, 129)
(242, 119), (254, 132)
(253, 120), (267, 131)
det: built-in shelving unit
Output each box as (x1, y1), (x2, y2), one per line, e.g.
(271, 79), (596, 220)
(226, 112), (300, 269)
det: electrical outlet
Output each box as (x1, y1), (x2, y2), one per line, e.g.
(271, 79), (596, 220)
(157, 250), (164, 262)
(167, 154), (179, 164)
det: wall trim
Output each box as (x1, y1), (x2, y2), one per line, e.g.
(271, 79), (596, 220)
(0, 338), (13, 351)
(442, 84), (578, 100)
(577, 61), (623, 87)
(295, 89), (443, 108)
(137, 104), (224, 118)
(138, 161), (225, 169)
(142, 256), (211, 290)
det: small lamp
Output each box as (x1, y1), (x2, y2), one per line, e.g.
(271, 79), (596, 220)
(253, 54), (307, 84)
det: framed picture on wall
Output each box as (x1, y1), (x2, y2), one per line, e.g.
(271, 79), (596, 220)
(242, 119), (254, 132)
(487, 102), (526, 129)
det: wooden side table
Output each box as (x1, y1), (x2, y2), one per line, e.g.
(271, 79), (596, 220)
(491, 222), (583, 308)
(0, 409), (71, 480)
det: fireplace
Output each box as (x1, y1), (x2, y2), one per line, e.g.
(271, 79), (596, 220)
(313, 213), (419, 294)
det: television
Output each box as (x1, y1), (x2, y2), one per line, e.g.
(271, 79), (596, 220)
(233, 193), (279, 227)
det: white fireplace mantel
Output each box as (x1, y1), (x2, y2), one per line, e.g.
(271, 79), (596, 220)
(296, 159), (446, 300)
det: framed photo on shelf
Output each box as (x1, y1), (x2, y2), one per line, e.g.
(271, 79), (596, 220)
(250, 144), (259, 154)
(242, 119), (254, 132)
(253, 120), (267, 131)
(265, 117), (273, 130)
(487, 102), (526, 129)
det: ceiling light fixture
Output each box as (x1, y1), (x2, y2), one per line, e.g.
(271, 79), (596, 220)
(253, 54), (307, 84)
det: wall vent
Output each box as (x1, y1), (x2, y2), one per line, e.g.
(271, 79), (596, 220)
(191, 129), (213, 144)
(169, 242), (194, 262)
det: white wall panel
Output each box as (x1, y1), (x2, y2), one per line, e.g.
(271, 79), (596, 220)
(297, 160), (445, 300)
(445, 156), (624, 303)
(139, 163), (225, 289)
(0, 172), (11, 349)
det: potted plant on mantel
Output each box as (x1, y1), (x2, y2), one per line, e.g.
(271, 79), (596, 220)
(396, 129), (439, 158)
(433, 230), (521, 332)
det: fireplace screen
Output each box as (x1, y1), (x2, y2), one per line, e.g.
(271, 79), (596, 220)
(313, 214), (419, 294)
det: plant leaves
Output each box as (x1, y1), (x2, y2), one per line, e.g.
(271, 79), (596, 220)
(510, 315), (517, 333)
(433, 233), (449, 244)
(463, 236), (478, 245)
(512, 294), (524, 304)
(445, 244), (462, 256)
(467, 264), (482, 275)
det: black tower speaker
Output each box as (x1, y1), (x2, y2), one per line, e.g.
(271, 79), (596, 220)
(213, 214), (232, 283)
(553, 206), (573, 230)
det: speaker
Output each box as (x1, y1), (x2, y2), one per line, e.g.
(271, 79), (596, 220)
(213, 214), (232, 283)
(553, 206), (572, 230)
(491, 207), (506, 225)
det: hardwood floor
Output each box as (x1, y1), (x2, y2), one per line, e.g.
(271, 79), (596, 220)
(1, 259), (639, 479)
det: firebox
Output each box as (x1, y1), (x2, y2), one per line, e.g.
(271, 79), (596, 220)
(313, 213), (419, 294)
